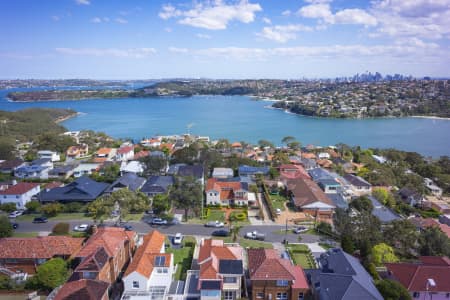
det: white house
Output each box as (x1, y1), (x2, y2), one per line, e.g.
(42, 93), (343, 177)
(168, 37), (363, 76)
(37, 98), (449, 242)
(37, 150), (60, 162)
(122, 230), (174, 300)
(120, 161), (145, 175)
(72, 163), (100, 178)
(14, 165), (50, 180)
(116, 145), (135, 162)
(318, 152), (331, 160)
(0, 182), (40, 209)
(205, 178), (253, 206)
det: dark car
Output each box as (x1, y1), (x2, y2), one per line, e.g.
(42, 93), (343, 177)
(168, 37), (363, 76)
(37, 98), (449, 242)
(11, 222), (18, 229)
(212, 229), (230, 237)
(32, 217), (48, 223)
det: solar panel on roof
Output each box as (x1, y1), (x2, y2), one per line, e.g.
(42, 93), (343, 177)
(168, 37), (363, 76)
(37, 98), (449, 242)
(154, 255), (166, 267)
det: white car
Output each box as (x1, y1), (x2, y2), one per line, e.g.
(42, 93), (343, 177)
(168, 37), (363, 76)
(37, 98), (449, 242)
(74, 224), (89, 232)
(173, 233), (183, 245)
(204, 220), (225, 228)
(8, 211), (23, 218)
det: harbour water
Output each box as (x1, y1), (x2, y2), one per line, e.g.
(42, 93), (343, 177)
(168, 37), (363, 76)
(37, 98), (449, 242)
(1, 89), (449, 157)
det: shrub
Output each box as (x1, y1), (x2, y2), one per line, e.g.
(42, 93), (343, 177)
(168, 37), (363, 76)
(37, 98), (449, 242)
(62, 202), (85, 213)
(0, 216), (13, 238)
(25, 200), (41, 212)
(52, 222), (70, 235)
(40, 203), (63, 217)
(229, 211), (247, 221)
(0, 203), (17, 213)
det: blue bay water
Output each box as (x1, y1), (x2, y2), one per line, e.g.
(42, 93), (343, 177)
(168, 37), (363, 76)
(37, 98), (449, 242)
(1, 89), (449, 157)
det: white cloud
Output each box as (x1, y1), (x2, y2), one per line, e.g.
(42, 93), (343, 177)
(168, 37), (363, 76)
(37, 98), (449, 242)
(75, 0), (90, 5)
(168, 47), (189, 54)
(262, 17), (271, 24)
(196, 33), (212, 39)
(257, 24), (313, 43)
(158, 1), (262, 30)
(282, 10), (291, 16)
(298, 3), (377, 26)
(55, 47), (156, 58)
(51, 16), (60, 21)
(91, 17), (102, 23)
(115, 18), (128, 24)
(165, 27), (173, 32)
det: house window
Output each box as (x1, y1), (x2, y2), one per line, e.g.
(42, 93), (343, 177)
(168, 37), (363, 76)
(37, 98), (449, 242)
(298, 293), (304, 300)
(413, 292), (420, 298)
(276, 280), (288, 287)
(133, 281), (139, 289)
(224, 291), (234, 300)
(162, 268), (168, 273)
(223, 276), (237, 283)
(276, 293), (287, 300)
(256, 293), (264, 299)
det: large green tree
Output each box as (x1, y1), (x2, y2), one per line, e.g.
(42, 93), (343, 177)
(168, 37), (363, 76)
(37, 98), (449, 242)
(0, 216), (13, 238)
(371, 243), (399, 266)
(140, 156), (167, 176)
(170, 176), (203, 221)
(152, 194), (170, 213)
(418, 226), (450, 256)
(33, 258), (68, 291)
(383, 219), (419, 257)
(376, 279), (411, 300)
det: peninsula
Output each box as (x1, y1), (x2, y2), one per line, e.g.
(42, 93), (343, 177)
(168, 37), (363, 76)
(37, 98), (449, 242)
(5, 76), (450, 118)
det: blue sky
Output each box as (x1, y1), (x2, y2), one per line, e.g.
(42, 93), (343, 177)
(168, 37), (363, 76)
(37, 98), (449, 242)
(0, 0), (449, 79)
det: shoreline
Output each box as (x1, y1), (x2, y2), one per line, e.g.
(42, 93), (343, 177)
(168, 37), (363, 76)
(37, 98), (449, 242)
(410, 115), (450, 121)
(55, 112), (81, 123)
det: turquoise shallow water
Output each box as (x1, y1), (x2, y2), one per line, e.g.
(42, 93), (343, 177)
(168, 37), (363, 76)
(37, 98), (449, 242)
(1, 88), (449, 157)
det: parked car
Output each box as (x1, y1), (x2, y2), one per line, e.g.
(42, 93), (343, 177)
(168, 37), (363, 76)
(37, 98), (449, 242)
(8, 211), (23, 218)
(74, 224), (89, 232)
(32, 217), (48, 223)
(10, 222), (18, 229)
(293, 226), (308, 234)
(173, 233), (183, 245)
(122, 224), (133, 231)
(151, 218), (168, 225)
(204, 220), (224, 228)
(276, 208), (282, 215)
(245, 231), (265, 240)
(212, 229), (230, 237)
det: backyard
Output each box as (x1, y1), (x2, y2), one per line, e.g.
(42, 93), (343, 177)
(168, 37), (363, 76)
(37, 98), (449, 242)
(270, 194), (288, 211)
(166, 236), (196, 281)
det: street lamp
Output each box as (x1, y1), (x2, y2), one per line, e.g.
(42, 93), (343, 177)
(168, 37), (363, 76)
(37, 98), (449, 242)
(426, 278), (436, 300)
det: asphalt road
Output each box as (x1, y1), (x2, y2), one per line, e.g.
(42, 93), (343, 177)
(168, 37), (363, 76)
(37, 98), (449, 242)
(14, 220), (321, 244)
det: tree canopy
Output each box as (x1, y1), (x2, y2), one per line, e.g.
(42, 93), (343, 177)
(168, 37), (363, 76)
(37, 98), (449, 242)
(371, 243), (399, 266)
(0, 216), (13, 238)
(170, 176), (203, 221)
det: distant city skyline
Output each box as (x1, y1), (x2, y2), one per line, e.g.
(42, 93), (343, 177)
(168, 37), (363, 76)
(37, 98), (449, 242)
(1, 0), (449, 79)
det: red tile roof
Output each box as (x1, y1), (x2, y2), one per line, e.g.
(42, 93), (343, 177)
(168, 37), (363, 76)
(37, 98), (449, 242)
(206, 178), (246, 201)
(117, 146), (134, 155)
(287, 178), (334, 208)
(0, 236), (84, 259)
(54, 279), (109, 300)
(439, 223), (450, 238)
(198, 239), (242, 280)
(279, 164), (311, 180)
(124, 230), (168, 278)
(0, 182), (39, 195)
(76, 227), (136, 258)
(386, 256), (450, 292)
(247, 248), (308, 288)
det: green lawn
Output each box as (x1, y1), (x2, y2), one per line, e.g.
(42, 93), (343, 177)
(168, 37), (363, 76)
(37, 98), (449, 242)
(123, 213), (144, 222)
(166, 236), (195, 281)
(12, 232), (39, 238)
(16, 213), (91, 222)
(270, 194), (288, 211)
(214, 236), (273, 249)
(287, 244), (317, 269)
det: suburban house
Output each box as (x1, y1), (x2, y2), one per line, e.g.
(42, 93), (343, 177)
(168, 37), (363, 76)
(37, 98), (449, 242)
(72, 163), (101, 178)
(368, 196), (400, 224)
(122, 230), (174, 300)
(212, 168), (234, 179)
(0, 182), (40, 209)
(37, 150), (60, 162)
(177, 164), (205, 185)
(206, 178), (254, 206)
(308, 168), (334, 182)
(39, 176), (109, 203)
(94, 148), (116, 163)
(116, 145), (135, 161)
(343, 174), (372, 195)
(424, 178), (443, 197)
(14, 164), (50, 180)
(53, 279), (109, 300)
(279, 164), (311, 180)
(141, 175), (174, 197)
(66, 144), (89, 159)
(386, 256), (450, 300)
(71, 227), (137, 284)
(49, 165), (76, 179)
(247, 248), (309, 300)
(306, 248), (383, 300)
(300, 158), (317, 170)
(120, 161), (145, 175)
(141, 138), (161, 148)
(104, 173), (146, 194)
(238, 165), (270, 178)
(317, 178), (341, 194)
(0, 159), (25, 174)
(0, 236), (84, 275)
(398, 187), (424, 207)
(197, 239), (244, 300)
(285, 178), (335, 222)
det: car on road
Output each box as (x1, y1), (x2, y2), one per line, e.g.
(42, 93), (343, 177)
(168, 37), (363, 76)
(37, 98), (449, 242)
(245, 231), (266, 241)
(150, 218), (168, 225)
(173, 233), (183, 245)
(8, 211), (23, 218)
(10, 222), (18, 229)
(32, 217), (48, 223)
(74, 224), (89, 232)
(211, 229), (230, 237)
(204, 220), (224, 228)
(292, 226), (308, 234)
